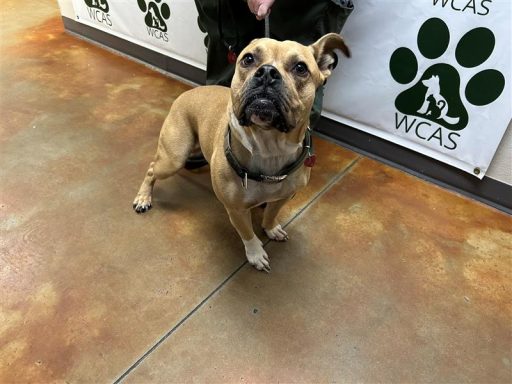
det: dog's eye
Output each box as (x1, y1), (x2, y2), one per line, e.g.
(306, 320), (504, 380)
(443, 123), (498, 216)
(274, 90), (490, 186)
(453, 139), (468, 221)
(241, 53), (255, 67)
(293, 62), (309, 77)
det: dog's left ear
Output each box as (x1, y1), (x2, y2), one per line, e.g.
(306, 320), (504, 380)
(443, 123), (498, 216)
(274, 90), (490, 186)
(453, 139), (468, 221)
(310, 33), (350, 80)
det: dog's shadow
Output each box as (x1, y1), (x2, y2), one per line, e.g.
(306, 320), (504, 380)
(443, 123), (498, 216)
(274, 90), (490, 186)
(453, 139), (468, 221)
(153, 169), (215, 212)
(150, 168), (312, 277)
(155, 168), (272, 239)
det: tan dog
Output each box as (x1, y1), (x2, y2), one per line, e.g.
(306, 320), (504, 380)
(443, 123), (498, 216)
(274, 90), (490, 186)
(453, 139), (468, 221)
(133, 33), (349, 272)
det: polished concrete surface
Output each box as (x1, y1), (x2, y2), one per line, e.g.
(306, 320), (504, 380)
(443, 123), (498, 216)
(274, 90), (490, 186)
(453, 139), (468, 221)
(1, 2), (511, 383)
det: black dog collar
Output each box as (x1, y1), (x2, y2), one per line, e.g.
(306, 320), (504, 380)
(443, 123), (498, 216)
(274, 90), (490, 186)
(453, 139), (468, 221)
(224, 126), (313, 189)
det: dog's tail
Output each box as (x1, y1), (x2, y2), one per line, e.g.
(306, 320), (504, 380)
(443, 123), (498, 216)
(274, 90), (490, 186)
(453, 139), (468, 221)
(184, 153), (208, 170)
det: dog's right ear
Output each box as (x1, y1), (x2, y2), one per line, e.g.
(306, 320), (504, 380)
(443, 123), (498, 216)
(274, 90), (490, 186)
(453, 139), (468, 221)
(310, 33), (350, 80)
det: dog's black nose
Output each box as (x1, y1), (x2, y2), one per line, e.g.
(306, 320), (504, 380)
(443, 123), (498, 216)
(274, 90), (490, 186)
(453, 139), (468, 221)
(254, 65), (282, 87)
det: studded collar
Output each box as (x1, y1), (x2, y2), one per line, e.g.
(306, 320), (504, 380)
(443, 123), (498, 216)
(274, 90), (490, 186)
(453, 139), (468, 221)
(224, 125), (314, 188)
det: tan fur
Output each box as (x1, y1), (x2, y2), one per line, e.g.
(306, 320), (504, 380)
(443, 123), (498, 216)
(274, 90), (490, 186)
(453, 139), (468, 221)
(133, 33), (349, 272)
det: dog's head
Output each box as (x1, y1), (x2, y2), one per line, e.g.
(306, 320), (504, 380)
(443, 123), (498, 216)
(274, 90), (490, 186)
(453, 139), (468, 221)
(230, 33), (350, 133)
(422, 75), (439, 88)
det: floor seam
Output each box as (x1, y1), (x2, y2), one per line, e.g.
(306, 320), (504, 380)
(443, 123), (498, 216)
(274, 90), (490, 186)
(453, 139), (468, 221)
(113, 156), (360, 383)
(112, 260), (248, 384)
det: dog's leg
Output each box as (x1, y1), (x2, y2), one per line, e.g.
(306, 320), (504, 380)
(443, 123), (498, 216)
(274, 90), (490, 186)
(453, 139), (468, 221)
(417, 96), (430, 114)
(132, 161), (158, 213)
(262, 198), (290, 241)
(417, 100), (429, 114)
(226, 208), (270, 272)
(133, 125), (195, 213)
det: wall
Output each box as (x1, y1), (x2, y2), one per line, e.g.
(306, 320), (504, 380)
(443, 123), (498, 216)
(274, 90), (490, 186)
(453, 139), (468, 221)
(57, 0), (510, 186)
(487, 121), (511, 184)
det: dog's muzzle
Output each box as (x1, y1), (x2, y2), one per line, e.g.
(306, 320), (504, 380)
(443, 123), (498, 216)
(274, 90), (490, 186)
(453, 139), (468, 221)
(238, 65), (291, 132)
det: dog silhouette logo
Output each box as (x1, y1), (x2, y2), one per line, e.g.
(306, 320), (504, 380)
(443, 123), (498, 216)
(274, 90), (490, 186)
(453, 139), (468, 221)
(419, 75), (460, 126)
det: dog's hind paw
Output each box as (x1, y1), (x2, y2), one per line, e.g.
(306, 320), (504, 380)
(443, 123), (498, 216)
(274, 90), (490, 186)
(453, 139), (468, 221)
(264, 224), (289, 242)
(133, 195), (152, 214)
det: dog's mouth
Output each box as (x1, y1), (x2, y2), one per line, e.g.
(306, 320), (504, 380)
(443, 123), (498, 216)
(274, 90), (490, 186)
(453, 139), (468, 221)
(238, 91), (291, 132)
(246, 98), (280, 126)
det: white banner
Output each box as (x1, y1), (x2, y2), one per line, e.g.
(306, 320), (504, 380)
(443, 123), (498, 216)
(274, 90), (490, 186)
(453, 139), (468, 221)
(323, 0), (511, 178)
(71, 0), (207, 70)
(71, 0), (511, 178)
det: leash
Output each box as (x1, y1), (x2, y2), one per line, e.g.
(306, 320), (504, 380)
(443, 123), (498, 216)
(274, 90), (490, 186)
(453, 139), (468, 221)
(218, 1), (271, 64)
(217, 0), (240, 64)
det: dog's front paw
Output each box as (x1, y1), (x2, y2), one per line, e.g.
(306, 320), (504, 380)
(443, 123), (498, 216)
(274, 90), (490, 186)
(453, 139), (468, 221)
(247, 250), (271, 273)
(243, 236), (270, 273)
(264, 224), (289, 242)
(133, 195), (152, 214)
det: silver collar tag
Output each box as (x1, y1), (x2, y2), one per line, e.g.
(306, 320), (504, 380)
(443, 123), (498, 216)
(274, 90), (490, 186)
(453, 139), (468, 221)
(242, 172), (248, 189)
(261, 174), (287, 183)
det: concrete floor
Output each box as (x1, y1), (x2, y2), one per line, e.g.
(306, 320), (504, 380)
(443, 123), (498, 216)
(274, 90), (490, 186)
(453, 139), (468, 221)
(1, 1), (511, 383)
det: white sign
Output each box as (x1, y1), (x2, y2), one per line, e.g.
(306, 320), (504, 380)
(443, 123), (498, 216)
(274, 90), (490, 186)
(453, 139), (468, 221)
(72, 0), (510, 178)
(71, 0), (207, 70)
(323, 0), (511, 178)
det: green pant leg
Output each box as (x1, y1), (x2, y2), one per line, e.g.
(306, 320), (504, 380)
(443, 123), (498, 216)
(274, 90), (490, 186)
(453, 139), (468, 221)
(194, 0), (263, 86)
(270, 0), (354, 128)
(310, 87), (324, 129)
(313, 3), (353, 128)
(269, 1), (353, 44)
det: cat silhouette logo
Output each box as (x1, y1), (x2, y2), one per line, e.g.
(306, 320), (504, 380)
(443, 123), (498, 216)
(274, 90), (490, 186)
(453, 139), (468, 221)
(137, 0), (171, 33)
(390, 18), (505, 131)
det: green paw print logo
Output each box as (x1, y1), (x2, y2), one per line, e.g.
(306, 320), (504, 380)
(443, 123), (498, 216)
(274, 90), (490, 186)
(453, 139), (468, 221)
(84, 0), (109, 13)
(389, 18), (505, 131)
(137, 0), (171, 32)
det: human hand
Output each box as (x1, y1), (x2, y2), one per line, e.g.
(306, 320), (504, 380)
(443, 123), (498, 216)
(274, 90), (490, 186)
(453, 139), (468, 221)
(247, 0), (274, 20)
